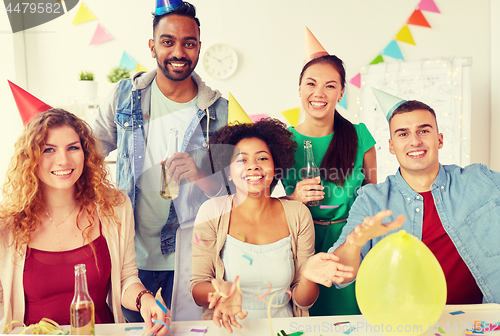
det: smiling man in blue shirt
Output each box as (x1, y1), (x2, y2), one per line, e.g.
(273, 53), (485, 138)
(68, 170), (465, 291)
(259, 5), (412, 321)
(330, 96), (500, 304)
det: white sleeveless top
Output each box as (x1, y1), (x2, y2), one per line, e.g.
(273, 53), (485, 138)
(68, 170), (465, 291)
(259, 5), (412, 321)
(221, 234), (294, 318)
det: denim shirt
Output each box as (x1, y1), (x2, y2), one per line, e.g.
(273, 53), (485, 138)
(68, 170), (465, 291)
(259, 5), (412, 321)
(93, 70), (228, 255)
(330, 163), (500, 304)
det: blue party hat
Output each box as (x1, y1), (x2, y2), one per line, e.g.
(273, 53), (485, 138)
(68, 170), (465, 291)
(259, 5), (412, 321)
(155, 0), (183, 15)
(372, 88), (407, 121)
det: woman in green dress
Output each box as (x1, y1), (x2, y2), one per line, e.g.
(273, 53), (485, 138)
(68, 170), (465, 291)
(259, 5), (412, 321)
(282, 55), (377, 316)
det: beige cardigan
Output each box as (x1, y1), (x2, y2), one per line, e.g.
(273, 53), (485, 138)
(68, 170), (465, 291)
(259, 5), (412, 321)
(190, 195), (315, 319)
(0, 194), (142, 331)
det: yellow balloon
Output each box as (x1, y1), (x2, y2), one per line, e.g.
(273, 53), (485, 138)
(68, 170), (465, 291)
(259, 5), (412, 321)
(356, 230), (447, 336)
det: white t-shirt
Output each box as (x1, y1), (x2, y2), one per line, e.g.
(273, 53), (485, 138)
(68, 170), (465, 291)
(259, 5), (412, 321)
(135, 77), (198, 271)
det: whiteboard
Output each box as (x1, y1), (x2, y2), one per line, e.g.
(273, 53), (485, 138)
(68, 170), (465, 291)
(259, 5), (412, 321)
(359, 57), (472, 183)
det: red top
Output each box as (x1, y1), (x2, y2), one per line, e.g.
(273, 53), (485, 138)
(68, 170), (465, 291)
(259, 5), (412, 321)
(23, 229), (114, 325)
(420, 191), (483, 304)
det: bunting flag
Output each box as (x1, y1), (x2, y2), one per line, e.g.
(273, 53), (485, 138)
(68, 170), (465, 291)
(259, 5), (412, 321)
(395, 25), (416, 45)
(382, 40), (404, 60)
(349, 73), (361, 89)
(407, 9), (431, 27)
(228, 92), (253, 125)
(249, 114), (268, 123)
(281, 107), (300, 127)
(135, 64), (148, 73)
(417, 0), (440, 13)
(89, 23), (113, 45)
(338, 93), (347, 110)
(71, 2), (96, 25)
(370, 54), (384, 65)
(119, 52), (138, 71)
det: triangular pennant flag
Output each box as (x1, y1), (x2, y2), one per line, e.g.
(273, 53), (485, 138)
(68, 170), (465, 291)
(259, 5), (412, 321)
(135, 64), (148, 73)
(417, 0), (440, 13)
(338, 93), (347, 110)
(304, 26), (328, 65)
(228, 92), (253, 125)
(370, 54), (384, 65)
(89, 23), (113, 45)
(372, 88), (407, 121)
(71, 2), (96, 25)
(395, 25), (416, 45)
(249, 113), (268, 123)
(119, 52), (138, 71)
(8, 80), (52, 126)
(281, 107), (300, 127)
(382, 40), (404, 60)
(407, 9), (431, 28)
(349, 73), (361, 89)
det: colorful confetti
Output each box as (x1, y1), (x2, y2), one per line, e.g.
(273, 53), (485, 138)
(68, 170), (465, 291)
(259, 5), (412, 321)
(319, 205), (340, 209)
(242, 254), (253, 265)
(449, 310), (465, 315)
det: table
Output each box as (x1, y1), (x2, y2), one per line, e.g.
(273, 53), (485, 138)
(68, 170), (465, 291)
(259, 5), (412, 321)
(8, 304), (500, 335)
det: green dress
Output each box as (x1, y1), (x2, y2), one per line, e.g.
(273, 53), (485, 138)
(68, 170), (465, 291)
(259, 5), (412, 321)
(282, 123), (375, 316)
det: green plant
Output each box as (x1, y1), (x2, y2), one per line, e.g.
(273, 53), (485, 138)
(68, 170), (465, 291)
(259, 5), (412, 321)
(107, 66), (131, 83)
(79, 71), (94, 81)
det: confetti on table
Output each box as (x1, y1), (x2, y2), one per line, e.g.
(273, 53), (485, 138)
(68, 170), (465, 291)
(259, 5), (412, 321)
(450, 310), (465, 315)
(334, 321), (350, 326)
(242, 254), (253, 265)
(343, 326), (356, 335)
(190, 329), (208, 333)
(288, 332), (304, 336)
(438, 326), (446, 333)
(434, 333), (441, 336)
(194, 233), (199, 245)
(125, 326), (143, 331)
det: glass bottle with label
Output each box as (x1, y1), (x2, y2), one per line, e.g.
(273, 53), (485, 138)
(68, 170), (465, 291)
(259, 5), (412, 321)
(70, 264), (95, 336)
(160, 128), (180, 199)
(302, 140), (322, 207)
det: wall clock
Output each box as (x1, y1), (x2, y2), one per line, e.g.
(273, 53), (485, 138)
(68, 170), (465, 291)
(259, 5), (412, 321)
(202, 44), (238, 80)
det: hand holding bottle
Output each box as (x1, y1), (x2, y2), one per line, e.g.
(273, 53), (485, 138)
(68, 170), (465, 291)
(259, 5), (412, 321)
(300, 140), (324, 206)
(290, 176), (325, 204)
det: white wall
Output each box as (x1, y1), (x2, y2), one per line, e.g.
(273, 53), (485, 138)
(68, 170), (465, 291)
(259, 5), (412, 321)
(0, 0), (494, 189)
(0, 8), (24, 201)
(491, 0), (500, 170)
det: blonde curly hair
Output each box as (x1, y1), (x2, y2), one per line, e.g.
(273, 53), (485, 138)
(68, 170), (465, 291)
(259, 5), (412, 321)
(0, 108), (124, 255)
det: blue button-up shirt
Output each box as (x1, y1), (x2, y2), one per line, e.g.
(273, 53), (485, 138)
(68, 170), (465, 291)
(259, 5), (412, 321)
(330, 163), (500, 303)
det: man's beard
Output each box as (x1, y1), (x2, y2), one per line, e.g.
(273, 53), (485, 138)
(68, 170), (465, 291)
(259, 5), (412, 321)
(157, 56), (197, 82)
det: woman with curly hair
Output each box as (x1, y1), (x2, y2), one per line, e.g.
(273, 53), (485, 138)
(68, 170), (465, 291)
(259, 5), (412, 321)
(0, 109), (169, 336)
(281, 55), (377, 316)
(190, 118), (353, 332)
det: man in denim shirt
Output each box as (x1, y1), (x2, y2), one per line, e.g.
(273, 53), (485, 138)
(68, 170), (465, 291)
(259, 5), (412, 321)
(92, 2), (227, 321)
(330, 97), (500, 304)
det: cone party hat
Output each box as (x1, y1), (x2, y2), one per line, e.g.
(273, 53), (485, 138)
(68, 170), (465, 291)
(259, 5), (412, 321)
(155, 0), (183, 15)
(8, 80), (52, 126)
(304, 26), (329, 65)
(372, 88), (407, 121)
(228, 92), (253, 125)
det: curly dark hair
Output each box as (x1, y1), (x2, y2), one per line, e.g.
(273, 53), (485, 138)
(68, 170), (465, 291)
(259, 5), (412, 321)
(208, 118), (297, 192)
